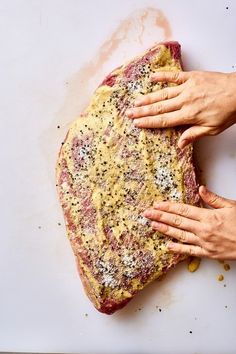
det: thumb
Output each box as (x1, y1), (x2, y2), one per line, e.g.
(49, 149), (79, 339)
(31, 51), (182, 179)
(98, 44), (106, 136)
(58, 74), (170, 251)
(199, 186), (233, 209)
(178, 126), (210, 149)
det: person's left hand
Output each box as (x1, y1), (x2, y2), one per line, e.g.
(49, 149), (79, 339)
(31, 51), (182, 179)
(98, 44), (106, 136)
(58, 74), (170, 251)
(142, 186), (236, 260)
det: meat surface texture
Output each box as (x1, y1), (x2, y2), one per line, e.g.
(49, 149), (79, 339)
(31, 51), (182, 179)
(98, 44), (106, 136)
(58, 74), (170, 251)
(56, 41), (200, 314)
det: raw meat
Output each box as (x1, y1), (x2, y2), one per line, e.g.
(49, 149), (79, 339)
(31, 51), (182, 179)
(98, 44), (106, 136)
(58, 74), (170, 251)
(56, 41), (200, 314)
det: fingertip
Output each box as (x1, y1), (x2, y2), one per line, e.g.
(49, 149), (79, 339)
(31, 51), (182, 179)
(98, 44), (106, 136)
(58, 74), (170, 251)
(199, 185), (211, 205)
(167, 242), (175, 250)
(151, 221), (157, 229)
(125, 109), (133, 118)
(134, 98), (143, 107)
(178, 138), (189, 149)
(133, 119), (140, 127)
(153, 202), (160, 208)
(142, 209), (151, 218)
(150, 73), (157, 82)
(199, 185), (207, 195)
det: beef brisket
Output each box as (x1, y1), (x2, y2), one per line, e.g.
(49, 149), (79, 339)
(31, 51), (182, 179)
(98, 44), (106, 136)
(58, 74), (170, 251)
(56, 41), (199, 314)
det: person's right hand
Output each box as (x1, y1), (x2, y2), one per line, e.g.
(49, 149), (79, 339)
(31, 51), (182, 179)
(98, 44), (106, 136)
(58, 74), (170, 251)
(126, 71), (236, 148)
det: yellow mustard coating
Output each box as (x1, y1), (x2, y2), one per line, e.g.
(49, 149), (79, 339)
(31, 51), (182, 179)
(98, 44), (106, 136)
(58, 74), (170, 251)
(57, 44), (195, 309)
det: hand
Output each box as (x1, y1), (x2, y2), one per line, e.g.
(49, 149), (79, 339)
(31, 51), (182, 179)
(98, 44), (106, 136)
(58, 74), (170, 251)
(126, 71), (236, 148)
(143, 186), (236, 260)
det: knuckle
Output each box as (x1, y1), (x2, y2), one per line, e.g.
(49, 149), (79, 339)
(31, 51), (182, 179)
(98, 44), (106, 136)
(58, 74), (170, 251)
(210, 212), (223, 227)
(148, 104), (157, 115)
(162, 223), (169, 233)
(187, 88), (196, 100)
(203, 241), (215, 252)
(154, 104), (163, 114)
(158, 115), (168, 128)
(179, 230), (187, 242)
(173, 216), (182, 226)
(181, 106), (194, 120)
(150, 118), (158, 128)
(161, 89), (169, 100)
(178, 204), (189, 216)
(201, 224), (214, 238)
(172, 71), (180, 82)
(178, 107), (191, 123)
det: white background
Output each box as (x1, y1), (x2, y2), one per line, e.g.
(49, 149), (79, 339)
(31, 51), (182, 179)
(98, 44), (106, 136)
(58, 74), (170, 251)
(0, 1), (236, 353)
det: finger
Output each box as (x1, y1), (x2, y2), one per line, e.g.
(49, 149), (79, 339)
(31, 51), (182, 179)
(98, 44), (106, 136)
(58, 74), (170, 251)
(178, 126), (211, 149)
(151, 71), (189, 84)
(151, 221), (200, 245)
(167, 242), (207, 257)
(143, 209), (200, 233)
(153, 201), (205, 221)
(134, 85), (184, 107)
(133, 110), (188, 129)
(126, 98), (181, 119)
(199, 186), (234, 209)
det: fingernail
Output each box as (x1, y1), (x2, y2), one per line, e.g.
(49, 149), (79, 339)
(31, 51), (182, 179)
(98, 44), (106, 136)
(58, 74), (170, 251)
(167, 242), (174, 250)
(153, 202), (161, 208)
(178, 139), (188, 149)
(200, 185), (207, 194)
(134, 99), (142, 106)
(143, 210), (151, 218)
(153, 202), (167, 210)
(126, 109), (133, 117)
(151, 221), (162, 229)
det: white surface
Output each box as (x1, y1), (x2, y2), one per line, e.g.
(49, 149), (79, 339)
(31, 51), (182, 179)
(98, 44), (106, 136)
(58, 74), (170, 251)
(0, 1), (236, 353)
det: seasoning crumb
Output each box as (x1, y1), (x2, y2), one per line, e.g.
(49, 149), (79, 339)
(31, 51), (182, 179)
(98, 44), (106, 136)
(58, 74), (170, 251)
(38, 226), (42, 229)
(225, 305), (228, 309)
(85, 313), (88, 317)
(159, 308), (162, 312)
(58, 222), (61, 226)
(224, 284), (227, 287)
(224, 263), (230, 271)
(138, 308), (142, 311)
(217, 274), (224, 281)
(57, 125), (60, 129)
(189, 331), (192, 334)
(188, 257), (200, 272)
(226, 6), (229, 9)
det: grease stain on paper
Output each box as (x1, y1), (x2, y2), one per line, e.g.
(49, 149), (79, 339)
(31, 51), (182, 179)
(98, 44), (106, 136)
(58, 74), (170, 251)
(41, 7), (172, 181)
(57, 7), (171, 128)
